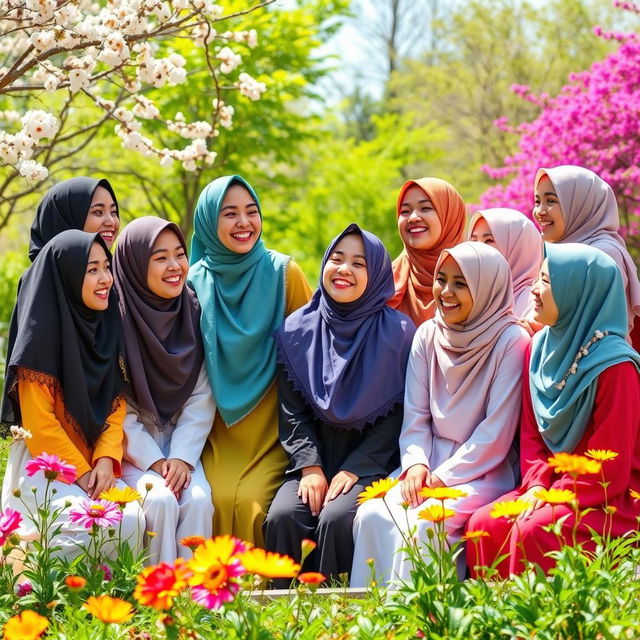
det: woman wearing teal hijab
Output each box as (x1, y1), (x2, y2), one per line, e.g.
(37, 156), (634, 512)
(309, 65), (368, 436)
(466, 243), (640, 577)
(189, 175), (312, 545)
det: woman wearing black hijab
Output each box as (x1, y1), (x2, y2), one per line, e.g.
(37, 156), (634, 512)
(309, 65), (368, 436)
(29, 177), (120, 261)
(1, 230), (144, 560)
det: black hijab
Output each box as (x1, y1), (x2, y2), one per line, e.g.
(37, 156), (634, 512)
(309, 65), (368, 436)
(29, 177), (119, 262)
(1, 230), (126, 446)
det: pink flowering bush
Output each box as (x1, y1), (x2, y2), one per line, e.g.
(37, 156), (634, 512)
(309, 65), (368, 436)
(480, 2), (640, 241)
(0, 507), (21, 546)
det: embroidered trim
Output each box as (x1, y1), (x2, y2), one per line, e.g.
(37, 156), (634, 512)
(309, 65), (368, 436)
(554, 330), (608, 391)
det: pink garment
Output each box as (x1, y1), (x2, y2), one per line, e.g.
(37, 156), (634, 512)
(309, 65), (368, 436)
(401, 242), (530, 483)
(469, 208), (543, 317)
(536, 165), (640, 332)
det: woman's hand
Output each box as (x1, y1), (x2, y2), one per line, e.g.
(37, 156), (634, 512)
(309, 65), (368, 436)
(298, 465), (328, 517)
(401, 464), (431, 508)
(87, 457), (115, 499)
(518, 485), (546, 519)
(163, 458), (192, 499)
(324, 470), (359, 506)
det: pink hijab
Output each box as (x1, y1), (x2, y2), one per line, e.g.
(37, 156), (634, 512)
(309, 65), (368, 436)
(468, 208), (543, 317)
(429, 243), (522, 423)
(536, 165), (640, 332)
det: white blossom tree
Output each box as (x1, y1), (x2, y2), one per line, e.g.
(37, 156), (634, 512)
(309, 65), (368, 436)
(0, 0), (274, 229)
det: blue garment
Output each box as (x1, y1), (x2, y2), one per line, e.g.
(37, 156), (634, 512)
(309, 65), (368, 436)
(530, 242), (640, 452)
(275, 223), (416, 431)
(188, 175), (289, 425)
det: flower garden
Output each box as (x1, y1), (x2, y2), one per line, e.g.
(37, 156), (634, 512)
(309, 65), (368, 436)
(1, 432), (640, 640)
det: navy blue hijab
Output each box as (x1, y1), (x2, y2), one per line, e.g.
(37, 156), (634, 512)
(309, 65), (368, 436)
(275, 224), (416, 431)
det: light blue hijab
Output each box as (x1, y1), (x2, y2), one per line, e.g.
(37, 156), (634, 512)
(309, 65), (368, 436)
(530, 243), (640, 452)
(188, 175), (290, 425)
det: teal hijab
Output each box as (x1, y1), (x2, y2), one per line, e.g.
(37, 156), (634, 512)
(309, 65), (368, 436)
(189, 175), (290, 425)
(530, 243), (640, 452)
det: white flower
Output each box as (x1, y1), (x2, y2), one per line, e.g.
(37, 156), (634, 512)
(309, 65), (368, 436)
(168, 66), (187, 85)
(132, 97), (159, 119)
(30, 30), (55, 52)
(581, 347), (589, 356)
(172, 0), (190, 9)
(595, 330), (604, 339)
(168, 53), (186, 67)
(0, 139), (19, 164)
(237, 72), (266, 101)
(13, 132), (35, 156)
(217, 46), (241, 74)
(245, 29), (258, 48)
(68, 68), (91, 92)
(159, 151), (174, 167)
(570, 363), (578, 374)
(21, 110), (59, 140)
(18, 159), (48, 184)
(10, 426), (32, 440)
(98, 31), (130, 66)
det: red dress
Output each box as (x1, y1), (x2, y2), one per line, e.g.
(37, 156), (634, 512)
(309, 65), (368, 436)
(466, 358), (640, 578)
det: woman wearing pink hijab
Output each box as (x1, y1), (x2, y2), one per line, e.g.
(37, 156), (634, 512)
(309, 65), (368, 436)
(350, 242), (530, 588)
(533, 165), (640, 347)
(469, 208), (543, 318)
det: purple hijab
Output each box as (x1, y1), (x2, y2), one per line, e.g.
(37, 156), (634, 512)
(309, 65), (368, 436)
(275, 223), (416, 431)
(113, 217), (204, 431)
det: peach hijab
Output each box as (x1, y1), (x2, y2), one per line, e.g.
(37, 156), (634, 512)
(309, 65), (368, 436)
(389, 178), (466, 326)
(468, 208), (543, 317)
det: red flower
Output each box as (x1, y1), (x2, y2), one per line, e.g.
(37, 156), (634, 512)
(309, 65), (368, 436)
(65, 575), (87, 589)
(297, 572), (325, 585)
(134, 561), (189, 610)
(25, 453), (77, 484)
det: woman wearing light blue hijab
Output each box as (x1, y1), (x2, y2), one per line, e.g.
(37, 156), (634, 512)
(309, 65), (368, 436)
(467, 243), (640, 577)
(188, 175), (312, 545)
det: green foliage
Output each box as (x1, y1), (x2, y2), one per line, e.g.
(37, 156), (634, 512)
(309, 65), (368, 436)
(264, 111), (445, 281)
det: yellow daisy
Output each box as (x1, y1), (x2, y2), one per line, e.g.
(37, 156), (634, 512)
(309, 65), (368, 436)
(534, 488), (576, 505)
(357, 478), (399, 504)
(419, 487), (468, 501)
(489, 499), (529, 520)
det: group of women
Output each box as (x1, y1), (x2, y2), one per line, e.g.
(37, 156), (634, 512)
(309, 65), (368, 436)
(1, 164), (639, 586)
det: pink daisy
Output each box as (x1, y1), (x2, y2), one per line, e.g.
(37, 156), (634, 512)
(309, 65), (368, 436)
(25, 453), (77, 484)
(0, 507), (22, 545)
(68, 499), (123, 529)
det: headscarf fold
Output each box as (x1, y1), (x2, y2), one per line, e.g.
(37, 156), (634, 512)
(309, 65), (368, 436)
(530, 243), (640, 453)
(389, 177), (466, 325)
(431, 242), (520, 401)
(29, 177), (118, 262)
(113, 217), (204, 431)
(275, 224), (416, 431)
(1, 230), (126, 446)
(469, 208), (543, 317)
(188, 175), (290, 426)
(535, 165), (640, 328)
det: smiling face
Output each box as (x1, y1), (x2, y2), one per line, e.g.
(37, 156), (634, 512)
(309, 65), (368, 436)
(322, 233), (368, 304)
(84, 185), (120, 248)
(432, 254), (474, 325)
(469, 215), (495, 246)
(531, 258), (559, 326)
(81, 242), (113, 311)
(146, 228), (188, 299)
(397, 184), (443, 251)
(533, 175), (566, 242)
(217, 183), (262, 253)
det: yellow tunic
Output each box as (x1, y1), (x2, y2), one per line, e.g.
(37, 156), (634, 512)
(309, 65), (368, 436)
(201, 261), (312, 545)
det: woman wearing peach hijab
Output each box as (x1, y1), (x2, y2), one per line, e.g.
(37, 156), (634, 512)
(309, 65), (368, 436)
(469, 208), (543, 317)
(388, 178), (466, 326)
(533, 165), (640, 346)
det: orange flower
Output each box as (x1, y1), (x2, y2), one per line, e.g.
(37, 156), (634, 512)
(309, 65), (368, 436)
(298, 572), (325, 585)
(534, 488), (576, 505)
(84, 595), (134, 624)
(489, 499), (529, 520)
(357, 478), (399, 504)
(180, 536), (206, 551)
(300, 538), (317, 563)
(548, 452), (601, 477)
(99, 486), (141, 507)
(3, 610), (48, 640)
(135, 561), (189, 610)
(417, 504), (454, 523)
(239, 548), (300, 578)
(65, 575), (87, 589)
(463, 530), (489, 541)
(419, 487), (468, 501)
(585, 449), (619, 462)
(630, 488), (640, 501)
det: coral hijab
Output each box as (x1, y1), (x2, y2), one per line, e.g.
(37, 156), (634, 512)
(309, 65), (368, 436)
(389, 178), (466, 325)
